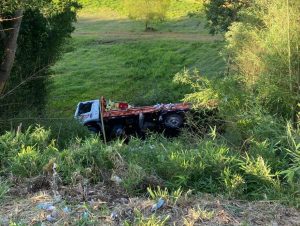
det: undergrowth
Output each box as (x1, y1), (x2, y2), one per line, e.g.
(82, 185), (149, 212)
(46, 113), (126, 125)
(0, 123), (299, 207)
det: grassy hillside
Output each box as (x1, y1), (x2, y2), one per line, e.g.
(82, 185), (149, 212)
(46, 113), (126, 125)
(47, 0), (225, 116)
(2, 2), (300, 224)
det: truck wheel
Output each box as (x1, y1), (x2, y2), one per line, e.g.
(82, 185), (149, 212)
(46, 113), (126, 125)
(164, 114), (183, 129)
(111, 125), (125, 138)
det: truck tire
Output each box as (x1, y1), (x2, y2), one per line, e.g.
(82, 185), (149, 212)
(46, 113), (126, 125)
(164, 114), (183, 129)
(111, 125), (125, 138)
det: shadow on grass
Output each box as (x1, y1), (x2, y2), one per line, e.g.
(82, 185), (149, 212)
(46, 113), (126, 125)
(74, 16), (220, 42)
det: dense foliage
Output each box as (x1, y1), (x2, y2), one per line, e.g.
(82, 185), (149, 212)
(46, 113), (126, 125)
(173, 0), (300, 202)
(204, 0), (250, 34)
(0, 125), (299, 206)
(0, 0), (81, 115)
(225, 0), (300, 119)
(0, 0), (45, 14)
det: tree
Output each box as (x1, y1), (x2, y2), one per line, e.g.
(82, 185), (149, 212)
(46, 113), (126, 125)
(204, 0), (250, 34)
(0, 0), (81, 114)
(124, 0), (170, 31)
(0, 10), (23, 94)
(0, 0), (47, 94)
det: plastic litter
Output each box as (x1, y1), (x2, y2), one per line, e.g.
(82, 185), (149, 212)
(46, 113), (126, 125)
(37, 203), (55, 211)
(111, 175), (122, 185)
(47, 206), (56, 211)
(63, 206), (71, 213)
(51, 210), (59, 218)
(82, 211), (89, 220)
(151, 198), (165, 212)
(110, 211), (118, 220)
(46, 215), (57, 222)
(53, 194), (62, 203)
(0, 217), (9, 225)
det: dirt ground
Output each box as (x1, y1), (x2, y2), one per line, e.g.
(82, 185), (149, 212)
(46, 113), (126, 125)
(1, 182), (300, 226)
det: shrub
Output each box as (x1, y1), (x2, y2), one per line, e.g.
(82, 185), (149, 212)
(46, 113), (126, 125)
(0, 116), (91, 149)
(58, 136), (113, 183)
(221, 167), (245, 197)
(240, 155), (281, 198)
(11, 146), (40, 178)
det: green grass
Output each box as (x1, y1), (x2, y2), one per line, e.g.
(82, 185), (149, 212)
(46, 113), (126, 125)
(77, 0), (203, 19)
(47, 0), (224, 116)
(48, 39), (224, 116)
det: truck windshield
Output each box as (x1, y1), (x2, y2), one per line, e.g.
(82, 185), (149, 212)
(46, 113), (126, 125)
(78, 102), (92, 115)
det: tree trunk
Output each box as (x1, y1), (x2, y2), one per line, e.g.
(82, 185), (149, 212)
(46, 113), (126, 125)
(145, 20), (148, 31)
(0, 10), (23, 94)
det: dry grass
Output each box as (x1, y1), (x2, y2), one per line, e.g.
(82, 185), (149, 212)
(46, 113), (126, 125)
(1, 184), (300, 225)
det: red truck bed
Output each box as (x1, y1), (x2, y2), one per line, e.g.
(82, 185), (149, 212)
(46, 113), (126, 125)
(102, 102), (190, 118)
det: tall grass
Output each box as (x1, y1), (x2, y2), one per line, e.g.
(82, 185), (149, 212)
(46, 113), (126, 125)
(1, 125), (299, 206)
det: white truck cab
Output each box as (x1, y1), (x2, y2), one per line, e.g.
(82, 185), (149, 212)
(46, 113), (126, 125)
(74, 100), (100, 125)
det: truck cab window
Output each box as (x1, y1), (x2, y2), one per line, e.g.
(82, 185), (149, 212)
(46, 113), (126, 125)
(78, 102), (92, 115)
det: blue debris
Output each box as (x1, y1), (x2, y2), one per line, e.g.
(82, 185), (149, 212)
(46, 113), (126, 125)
(37, 203), (55, 211)
(46, 215), (57, 222)
(151, 198), (165, 212)
(51, 210), (59, 218)
(82, 211), (89, 220)
(110, 211), (118, 220)
(63, 206), (71, 213)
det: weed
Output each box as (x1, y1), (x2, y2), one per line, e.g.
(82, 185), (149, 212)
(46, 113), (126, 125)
(282, 123), (300, 184)
(122, 163), (147, 193)
(221, 167), (245, 197)
(183, 206), (214, 225)
(147, 186), (183, 206)
(240, 155), (281, 199)
(133, 210), (170, 226)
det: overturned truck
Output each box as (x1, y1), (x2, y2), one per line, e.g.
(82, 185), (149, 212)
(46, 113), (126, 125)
(75, 97), (190, 138)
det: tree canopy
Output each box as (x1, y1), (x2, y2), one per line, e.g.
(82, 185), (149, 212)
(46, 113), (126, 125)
(204, 0), (250, 34)
(124, 0), (170, 30)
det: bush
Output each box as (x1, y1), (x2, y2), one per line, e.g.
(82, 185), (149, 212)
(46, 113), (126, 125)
(0, 116), (90, 148)
(58, 137), (113, 183)
(240, 155), (280, 198)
